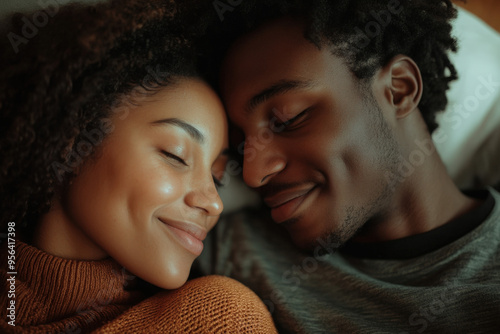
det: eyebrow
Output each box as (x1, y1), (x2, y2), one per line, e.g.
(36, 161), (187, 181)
(150, 118), (205, 144)
(246, 79), (315, 113)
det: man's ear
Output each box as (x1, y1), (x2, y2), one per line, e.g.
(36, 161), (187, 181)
(382, 55), (423, 118)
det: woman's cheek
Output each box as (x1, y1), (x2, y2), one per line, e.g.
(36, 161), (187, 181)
(147, 173), (185, 211)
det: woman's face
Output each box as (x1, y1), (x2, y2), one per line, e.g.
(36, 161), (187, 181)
(40, 79), (229, 289)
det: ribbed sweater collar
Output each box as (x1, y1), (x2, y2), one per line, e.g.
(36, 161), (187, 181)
(5, 240), (143, 327)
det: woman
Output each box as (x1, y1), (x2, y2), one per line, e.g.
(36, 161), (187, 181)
(0, 0), (277, 333)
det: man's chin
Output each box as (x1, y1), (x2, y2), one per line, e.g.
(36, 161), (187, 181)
(280, 217), (316, 249)
(286, 229), (344, 256)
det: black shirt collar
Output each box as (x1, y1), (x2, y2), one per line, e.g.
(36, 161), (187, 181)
(341, 190), (495, 260)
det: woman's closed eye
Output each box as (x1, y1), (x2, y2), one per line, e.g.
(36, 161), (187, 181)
(161, 150), (188, 166)
(162, 150), (225, 190)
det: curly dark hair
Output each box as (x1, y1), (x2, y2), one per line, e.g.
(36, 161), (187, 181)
(0, 0), (201, 238)
(191, 0), (459, 133)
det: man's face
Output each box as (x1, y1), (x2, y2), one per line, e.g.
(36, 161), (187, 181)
(221, 18), (401, 250)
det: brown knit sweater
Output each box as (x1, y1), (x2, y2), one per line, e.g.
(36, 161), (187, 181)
(0, 241), (277, 333)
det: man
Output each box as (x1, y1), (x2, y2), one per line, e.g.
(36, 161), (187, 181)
(193, 1), (500, 332)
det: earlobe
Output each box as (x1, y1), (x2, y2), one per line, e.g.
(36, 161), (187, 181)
(386, 55), (423, 118)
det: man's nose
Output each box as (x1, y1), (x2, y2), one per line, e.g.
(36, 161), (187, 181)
(242, 139), (286, 188)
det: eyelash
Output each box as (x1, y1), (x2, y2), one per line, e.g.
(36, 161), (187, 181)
(161, 150), (187, 166)
(274, 108), (311, 129)
(162, 150), (224, 189)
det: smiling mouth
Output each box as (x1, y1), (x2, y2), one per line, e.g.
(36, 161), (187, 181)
(159, 219), (207, 256)
(264, 185), (317, 223)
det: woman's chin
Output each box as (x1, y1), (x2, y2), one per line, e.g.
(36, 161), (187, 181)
(135, 263), (192, 290)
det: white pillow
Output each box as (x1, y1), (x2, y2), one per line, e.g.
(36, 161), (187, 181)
(433, 6), (500, 189)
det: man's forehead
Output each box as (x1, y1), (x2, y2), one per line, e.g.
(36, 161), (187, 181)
(222, 17), (308, 70)
(220, 17), (327, 104)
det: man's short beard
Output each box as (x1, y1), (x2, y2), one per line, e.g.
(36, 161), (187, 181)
(307, 183), (396, 254)
(303, 84), (401, 254)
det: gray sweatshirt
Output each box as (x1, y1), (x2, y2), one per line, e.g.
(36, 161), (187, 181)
(194, 189), (500, 333)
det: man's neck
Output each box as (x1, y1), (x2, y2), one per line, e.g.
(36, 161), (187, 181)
(353, 118), (481, 243)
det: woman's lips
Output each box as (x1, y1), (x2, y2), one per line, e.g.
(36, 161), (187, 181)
(159, 219), (207, 256)
(264, 185), (316, 223)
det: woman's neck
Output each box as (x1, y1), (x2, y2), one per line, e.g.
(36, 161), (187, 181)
(34, 198), (108, 260)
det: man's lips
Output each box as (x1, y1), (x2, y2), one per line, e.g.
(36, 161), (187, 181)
(264, 187), (313, 208)
(159, 218), (207, 256)
(263, 184), (317, 223)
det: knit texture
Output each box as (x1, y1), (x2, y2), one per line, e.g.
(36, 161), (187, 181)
(0, 241), (277, 333)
